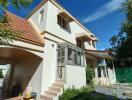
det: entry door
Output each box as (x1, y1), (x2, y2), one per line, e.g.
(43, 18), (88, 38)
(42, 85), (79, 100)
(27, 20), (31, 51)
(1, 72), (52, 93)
(56, 46), (65, 80)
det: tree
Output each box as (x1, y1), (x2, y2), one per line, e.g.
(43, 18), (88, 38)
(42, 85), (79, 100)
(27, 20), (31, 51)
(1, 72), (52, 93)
(86, 65), (95, 84)
(0, 0), (32, 45)
(109, 0), (132, 67)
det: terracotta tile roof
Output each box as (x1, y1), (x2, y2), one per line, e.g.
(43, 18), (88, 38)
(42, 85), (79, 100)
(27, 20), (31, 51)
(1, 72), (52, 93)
(5, 11), (44, 46)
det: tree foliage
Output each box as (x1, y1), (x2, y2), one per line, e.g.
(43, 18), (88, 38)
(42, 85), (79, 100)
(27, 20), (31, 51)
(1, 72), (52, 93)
(109, 0), (132, 67)
(86, 65), (95, 84)
(0, 0), (32, 45)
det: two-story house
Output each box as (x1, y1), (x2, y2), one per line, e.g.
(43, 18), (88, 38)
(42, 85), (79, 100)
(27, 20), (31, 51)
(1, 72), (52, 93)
(0, 0), (116, 100)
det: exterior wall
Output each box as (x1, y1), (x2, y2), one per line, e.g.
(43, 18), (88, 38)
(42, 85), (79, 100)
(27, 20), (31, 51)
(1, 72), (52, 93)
(41, 39), (57, 93)
(84, 41), (96, 50)
(28, 2), (48, 33)
(29, 62), (43, 100)
(65, 65), (86, 88)
(13, 53), (43, 100)
(108, 68), (116, 84)
(29, 0), (97, 45)
(45, 1), (76, 44)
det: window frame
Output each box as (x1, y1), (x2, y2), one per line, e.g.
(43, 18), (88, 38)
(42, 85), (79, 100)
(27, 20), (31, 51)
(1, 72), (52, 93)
(57, 15), (68, 30)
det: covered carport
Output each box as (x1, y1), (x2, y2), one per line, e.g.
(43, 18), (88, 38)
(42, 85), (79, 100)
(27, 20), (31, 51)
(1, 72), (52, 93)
(0, 46), (43, 99)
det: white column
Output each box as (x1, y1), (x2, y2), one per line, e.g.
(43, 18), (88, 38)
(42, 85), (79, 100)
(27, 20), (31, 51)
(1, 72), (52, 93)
(101, 68), (104, 78)
(104, 59), (110, 85)
(112, 60), (116, 83)
(94, 67), (98, 78)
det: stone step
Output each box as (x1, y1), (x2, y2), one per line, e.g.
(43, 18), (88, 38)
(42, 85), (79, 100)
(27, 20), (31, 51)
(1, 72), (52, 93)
(55, 80), (65, 84)
(40, 94), (53, 100)
(45, 90), (58, 96)
(49, 87), (61, 92)
(52, 83), (64, 88)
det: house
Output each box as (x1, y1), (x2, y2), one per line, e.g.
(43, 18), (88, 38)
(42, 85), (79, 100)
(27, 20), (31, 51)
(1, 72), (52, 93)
(0, 0), (116, 99)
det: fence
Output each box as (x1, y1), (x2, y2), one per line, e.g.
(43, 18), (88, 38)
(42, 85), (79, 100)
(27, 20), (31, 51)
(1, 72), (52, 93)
(115, 67), (132, 83)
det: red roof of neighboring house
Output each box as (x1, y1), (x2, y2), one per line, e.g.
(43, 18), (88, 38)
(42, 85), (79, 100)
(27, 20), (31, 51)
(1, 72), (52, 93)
(5, 11), (44, 46)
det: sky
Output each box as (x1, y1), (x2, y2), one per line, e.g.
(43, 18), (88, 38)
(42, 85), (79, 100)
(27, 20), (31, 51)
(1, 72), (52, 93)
(8, 0), (125, 50)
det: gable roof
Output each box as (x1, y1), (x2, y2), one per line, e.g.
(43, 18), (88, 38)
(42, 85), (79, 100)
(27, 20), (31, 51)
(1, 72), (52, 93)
(26, 0), (98, 40)
(5, 11), (44, 46)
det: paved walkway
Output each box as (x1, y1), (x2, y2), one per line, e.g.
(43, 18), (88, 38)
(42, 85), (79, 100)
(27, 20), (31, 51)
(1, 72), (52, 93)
(96, 84), (132, 99)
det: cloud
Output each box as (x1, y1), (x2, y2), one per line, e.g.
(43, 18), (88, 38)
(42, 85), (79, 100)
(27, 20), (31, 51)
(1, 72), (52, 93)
(82, 0), (125, 23)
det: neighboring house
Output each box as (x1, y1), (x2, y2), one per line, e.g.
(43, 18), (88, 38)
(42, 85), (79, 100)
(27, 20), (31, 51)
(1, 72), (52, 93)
(0, 0), (116, 99)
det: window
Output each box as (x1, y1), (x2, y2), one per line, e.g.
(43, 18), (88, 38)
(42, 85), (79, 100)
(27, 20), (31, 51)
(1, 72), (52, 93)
(92, 41), (95, 48)
(57, 47), (65, 66)
(57, 15), (67, 29)
(68, 48), (82, 65)
(77, 40), (82, 48)
(39, 9), (44, 23)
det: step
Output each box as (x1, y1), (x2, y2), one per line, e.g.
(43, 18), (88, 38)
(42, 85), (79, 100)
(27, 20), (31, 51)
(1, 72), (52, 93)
(55, 80), (65, 84)
(40, 94), (53, 100)
(45, 90), (58, 96)
(52, 83), (64, 88)
(49, 87), (61, 92)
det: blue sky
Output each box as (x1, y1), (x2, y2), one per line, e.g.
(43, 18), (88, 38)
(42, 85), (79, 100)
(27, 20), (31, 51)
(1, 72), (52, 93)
(8, 0), (125, 50)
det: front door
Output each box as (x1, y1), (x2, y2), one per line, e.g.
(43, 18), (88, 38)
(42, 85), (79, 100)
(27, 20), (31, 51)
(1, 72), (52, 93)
(56, 46), (65, 80)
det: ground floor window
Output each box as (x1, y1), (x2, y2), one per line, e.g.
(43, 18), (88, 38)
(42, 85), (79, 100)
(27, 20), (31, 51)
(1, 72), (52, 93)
(57, 43), (85, 66)
(68, 48), (82, 65)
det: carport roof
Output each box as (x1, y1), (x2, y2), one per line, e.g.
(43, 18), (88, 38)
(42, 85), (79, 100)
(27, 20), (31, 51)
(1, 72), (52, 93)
(86, 49), (113, 59)
(5, 11), (44, 46)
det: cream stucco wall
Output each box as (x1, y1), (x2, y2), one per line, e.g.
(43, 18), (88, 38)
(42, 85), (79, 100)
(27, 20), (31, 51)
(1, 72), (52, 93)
(84, 41), (96, 50)
(65, 65), (86, 88)
(45, 1), (76, 44)
(29, 2), (48, 33)
(41, 39), (57, 94)
(29, 0), (97, 48)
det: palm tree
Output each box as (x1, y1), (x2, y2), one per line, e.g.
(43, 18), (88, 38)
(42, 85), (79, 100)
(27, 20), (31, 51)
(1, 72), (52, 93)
(0, 0), (32, 45)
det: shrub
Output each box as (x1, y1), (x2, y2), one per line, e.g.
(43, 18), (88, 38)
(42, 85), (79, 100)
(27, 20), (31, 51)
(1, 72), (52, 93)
(86, 65), (95, 84)
(59, 86), (93, 100)
(59, 87), (80, 100)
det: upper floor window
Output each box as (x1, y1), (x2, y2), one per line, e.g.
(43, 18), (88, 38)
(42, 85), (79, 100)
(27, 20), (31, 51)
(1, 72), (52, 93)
(88, 41), (91, 46)
(39, 9), (44, 23)
(57, 15), (67, 29)
(92, 41), (96, 48)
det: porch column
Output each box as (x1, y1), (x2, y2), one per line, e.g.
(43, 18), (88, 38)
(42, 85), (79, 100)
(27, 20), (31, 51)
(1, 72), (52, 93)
(101, 68), (104, 78)
(94, 67), (98, 78)
(112, 60), (116, 81)
(104, 59), (109, 85)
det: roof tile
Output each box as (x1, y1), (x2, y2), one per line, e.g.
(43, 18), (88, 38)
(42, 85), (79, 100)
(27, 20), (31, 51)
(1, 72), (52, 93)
(5, 11), (44, 46)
